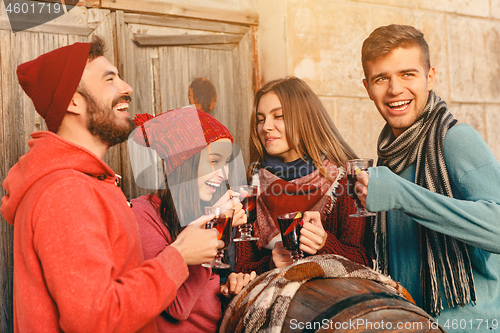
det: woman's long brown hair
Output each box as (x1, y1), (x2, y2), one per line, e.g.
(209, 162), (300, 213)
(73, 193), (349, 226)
(249, 77), (358, 180)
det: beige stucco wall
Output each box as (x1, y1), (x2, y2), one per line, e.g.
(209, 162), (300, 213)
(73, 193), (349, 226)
(257, 0), (500, 161)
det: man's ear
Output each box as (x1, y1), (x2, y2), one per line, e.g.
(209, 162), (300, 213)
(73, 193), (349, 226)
(362, 78), (374, 101)
(67, 91), (86, 115)
(427, 67), (436, 92)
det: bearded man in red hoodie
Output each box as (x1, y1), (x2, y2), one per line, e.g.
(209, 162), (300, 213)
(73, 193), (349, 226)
(0, 36), (225, 332)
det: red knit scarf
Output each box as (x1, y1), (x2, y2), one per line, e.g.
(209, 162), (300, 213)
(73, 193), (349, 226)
(254, 159), (342, 248)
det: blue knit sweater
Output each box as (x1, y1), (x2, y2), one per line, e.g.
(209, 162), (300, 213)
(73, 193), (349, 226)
(367, 124), (500, 332)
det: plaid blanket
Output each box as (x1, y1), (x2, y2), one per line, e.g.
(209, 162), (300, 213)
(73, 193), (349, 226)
(220, 254), (413, 333)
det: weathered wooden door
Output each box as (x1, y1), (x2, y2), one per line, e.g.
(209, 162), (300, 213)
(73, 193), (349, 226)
(114, 11), (255, 199)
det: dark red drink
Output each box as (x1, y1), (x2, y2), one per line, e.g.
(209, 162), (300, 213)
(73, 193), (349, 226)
(203, 207), (233, 269)
(347, 174), (358, 201)
(207, 215), (232, 250)
(277, 215), (302, 251)
(241, 195), (257, 224)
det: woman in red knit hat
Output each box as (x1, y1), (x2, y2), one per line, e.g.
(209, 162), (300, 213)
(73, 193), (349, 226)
(129, 106), (255, 333)
(235, 77), (370, 275)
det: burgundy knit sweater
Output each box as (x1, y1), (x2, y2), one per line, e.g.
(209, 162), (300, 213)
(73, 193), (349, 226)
(235, 176), (370, 275)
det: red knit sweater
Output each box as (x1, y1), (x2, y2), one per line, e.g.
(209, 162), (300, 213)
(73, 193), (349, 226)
(235, 176), (370, 275)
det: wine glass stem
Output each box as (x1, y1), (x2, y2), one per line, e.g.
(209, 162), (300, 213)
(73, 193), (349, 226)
(215, 250), (224, 263)
(290, 250), (304, 262)
(238, 224), (252, 236)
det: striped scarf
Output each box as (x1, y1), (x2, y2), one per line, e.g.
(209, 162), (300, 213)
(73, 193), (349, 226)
(372, 90), (476, 314)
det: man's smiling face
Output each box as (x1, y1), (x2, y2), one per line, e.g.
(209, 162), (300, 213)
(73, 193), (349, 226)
(78, 56), (135, 146)
(363, 46), (435, 138)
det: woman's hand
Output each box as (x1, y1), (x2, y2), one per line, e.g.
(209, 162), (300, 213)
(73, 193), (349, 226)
(299, 211), (327, 254)
(213, 190), (247, 227)
(220, 271), (257, 298)
(272, 241), (293, 268)
(232, 206), (247, 227)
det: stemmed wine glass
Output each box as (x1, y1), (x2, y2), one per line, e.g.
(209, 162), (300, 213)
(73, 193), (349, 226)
(230, 185), (259, 242)
(345, 158), (376, 217)
(276, 211), (304, 262)
(202, 206), (234, 269)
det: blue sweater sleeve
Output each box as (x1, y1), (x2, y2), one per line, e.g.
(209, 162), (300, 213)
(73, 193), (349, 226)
(366, 124), (500, 254)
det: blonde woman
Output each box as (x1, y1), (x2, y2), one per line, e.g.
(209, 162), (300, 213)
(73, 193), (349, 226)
(235, 77), (370, 274)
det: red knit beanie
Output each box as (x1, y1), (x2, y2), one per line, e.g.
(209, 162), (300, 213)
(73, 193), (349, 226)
(132, 106), (233, 176)
(17, 42), (92, 132)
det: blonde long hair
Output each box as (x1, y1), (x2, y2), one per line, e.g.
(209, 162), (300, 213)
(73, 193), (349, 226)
(249, 77), (357, 180)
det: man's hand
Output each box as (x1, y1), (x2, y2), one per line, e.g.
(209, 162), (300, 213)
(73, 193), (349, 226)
(299, 211), (327, 254)
(170, 215), (223, 265)
(220, 271), (257, 297)
(355, 170), (370, 208)
(272, 241), (293, 268)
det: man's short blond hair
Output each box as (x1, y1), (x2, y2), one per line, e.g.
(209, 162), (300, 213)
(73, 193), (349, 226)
(361, 24), (431, 79)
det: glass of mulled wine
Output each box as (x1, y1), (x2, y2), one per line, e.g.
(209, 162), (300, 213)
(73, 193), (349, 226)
(345, 158), (376, 218)
(276, 211), (304, 262)
(202, 206), (234, 269)
(230, 185), (259, 242)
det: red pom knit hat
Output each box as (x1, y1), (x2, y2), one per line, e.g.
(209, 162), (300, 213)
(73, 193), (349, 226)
(132, 106), (233, 176)
(17, 42), (91, 132)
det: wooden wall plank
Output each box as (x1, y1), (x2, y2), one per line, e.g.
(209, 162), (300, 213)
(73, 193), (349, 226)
(214, 49), (228, 122)
(134, 33), (242, 46)
(0, 29), (14, 333)
(116, 11), (139, 199)
(160, 46), (190, 110)
(232, 29), (254, 165)
(101, 0), (258, 26)
(152, 57), (162, 115)
(183, 44), (236, 51)
(124, 13), (249, 34)
(13, 32), (30, 155)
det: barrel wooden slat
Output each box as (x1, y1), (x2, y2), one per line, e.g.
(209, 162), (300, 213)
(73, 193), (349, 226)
(332, 301), (433, 332)
(282, 278), (445, 333)
(285, 285), (336, 322)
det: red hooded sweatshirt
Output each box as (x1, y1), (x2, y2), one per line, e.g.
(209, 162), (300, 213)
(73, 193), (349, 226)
(0, 131), (189, 333)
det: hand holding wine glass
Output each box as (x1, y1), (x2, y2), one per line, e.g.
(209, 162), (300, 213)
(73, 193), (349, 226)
(297, 211), (326, 254)
(230, 185), (259, 242)
(170, 214), (222, 266)
(202, 206), (234, 269)
(212, 190), (246, 227)
(273, 211), (325, 267)
(345, 158), (376, 217)
(276, 211), (304, 262)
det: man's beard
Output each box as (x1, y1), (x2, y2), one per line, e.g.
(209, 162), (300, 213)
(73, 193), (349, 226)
(80, 88), (135, 147)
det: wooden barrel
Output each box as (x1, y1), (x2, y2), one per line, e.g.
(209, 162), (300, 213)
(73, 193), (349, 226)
(282, 278), (445, 333)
